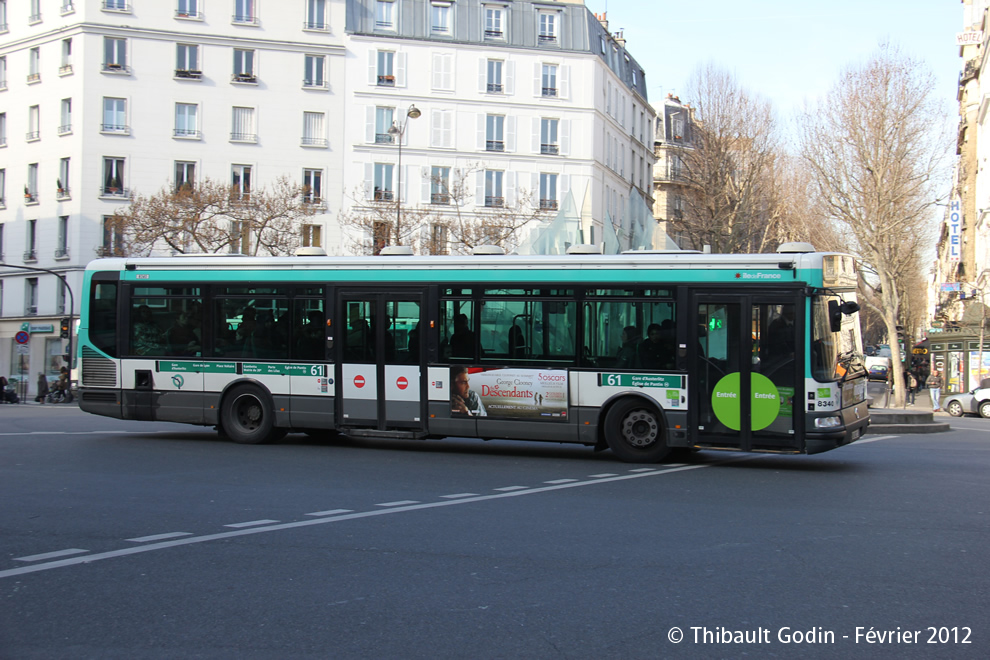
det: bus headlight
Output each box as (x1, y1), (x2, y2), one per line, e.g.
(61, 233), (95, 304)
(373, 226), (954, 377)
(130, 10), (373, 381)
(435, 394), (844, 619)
(814, 415), (842, 429)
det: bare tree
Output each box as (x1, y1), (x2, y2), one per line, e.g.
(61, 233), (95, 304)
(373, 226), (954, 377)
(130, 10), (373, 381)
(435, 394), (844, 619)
(338, 164), (551, 255)
(112, 176), (317, 256)
(799, 43), (948, 406)
(674, 63), (785, 253)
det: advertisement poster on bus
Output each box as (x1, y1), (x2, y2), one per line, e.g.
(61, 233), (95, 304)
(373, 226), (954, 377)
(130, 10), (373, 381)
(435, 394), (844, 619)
(450, 367), (568, 421)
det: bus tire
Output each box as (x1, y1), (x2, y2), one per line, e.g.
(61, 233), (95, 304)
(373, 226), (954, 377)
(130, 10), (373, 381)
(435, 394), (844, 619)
(221, 385), (279, 445)
(603, 398), (670, 463)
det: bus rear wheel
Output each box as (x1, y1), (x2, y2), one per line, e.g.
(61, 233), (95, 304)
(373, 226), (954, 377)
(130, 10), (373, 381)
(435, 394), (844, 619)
(221, 385), (281, 444)
(604, 398), (670, 463)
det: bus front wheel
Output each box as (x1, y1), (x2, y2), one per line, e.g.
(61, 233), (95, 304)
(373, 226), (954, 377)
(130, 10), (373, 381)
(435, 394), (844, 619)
(604, 398), (670, 463)
(221, 385), (281, 444)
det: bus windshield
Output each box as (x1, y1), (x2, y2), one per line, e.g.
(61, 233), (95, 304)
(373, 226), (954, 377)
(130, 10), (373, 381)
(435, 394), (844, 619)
(811, 294), (865, 381)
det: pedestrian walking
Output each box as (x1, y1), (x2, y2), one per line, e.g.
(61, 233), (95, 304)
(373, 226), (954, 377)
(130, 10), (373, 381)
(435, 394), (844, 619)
(926, 370), (944, 412)
(905, 370), (917, 405)
(35, 372), (49, 404)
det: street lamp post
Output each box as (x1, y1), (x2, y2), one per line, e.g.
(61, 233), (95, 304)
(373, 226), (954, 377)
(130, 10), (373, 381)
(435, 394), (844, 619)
(386, 104), (421, 246)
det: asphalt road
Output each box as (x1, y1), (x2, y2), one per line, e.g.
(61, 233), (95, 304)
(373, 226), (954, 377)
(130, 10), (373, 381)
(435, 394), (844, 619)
(1, 405), (988, 659)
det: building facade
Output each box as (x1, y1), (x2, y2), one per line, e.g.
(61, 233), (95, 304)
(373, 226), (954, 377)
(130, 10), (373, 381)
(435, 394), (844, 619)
(340, 0), (656, 251)
(0, 0), (346, 389)
(0, 0), (655, 391)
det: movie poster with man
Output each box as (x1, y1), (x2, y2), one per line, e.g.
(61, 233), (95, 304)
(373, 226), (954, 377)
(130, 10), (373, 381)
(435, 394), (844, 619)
(450, 367), (568, 420)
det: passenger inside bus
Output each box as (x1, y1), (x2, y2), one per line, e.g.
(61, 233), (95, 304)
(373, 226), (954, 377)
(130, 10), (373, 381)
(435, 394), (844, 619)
(639, 321), (675, 370)
(449, 313), (475, 358)
(132, 305), (163, 356)
(615, 326), (640, 368)
(166, 311), (202, 356)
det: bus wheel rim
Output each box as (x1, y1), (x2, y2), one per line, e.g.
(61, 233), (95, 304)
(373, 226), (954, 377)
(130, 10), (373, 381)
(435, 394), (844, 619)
(620, 410), (658, 448)
(234, 395), (263, 431)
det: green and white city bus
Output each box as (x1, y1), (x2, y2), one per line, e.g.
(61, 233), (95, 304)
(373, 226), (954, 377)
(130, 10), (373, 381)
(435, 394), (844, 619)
(77, 242), (869, 462)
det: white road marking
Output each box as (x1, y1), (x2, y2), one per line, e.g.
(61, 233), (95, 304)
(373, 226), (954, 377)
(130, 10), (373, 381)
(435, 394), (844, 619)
(493, 486), (528, 492)
(305, 509), (354, 517)
(375, 500), (420, 507)
(544, 479), (578, 484)
(588, 473), (619, 478)
(224, 520), (280, 528)
(629, 468), (658, 473)
(0, 460), (735, 580)
(127, 532), (193, 543)
(854, 435), (896, 444)
(14, 548), (89, 562)
(439, 493), (480, 499)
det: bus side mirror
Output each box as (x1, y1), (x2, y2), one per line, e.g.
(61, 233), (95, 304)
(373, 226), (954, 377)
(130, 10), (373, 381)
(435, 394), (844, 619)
(829, 300), (860, 332)
(828, 300), (842, 332)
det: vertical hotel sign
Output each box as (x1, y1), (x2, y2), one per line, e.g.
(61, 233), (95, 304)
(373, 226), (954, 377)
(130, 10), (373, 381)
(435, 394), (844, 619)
(948, 199), (962, 262)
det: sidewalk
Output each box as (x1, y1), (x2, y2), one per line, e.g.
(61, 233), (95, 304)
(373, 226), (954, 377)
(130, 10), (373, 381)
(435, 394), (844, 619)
(871, 384), (946, 413)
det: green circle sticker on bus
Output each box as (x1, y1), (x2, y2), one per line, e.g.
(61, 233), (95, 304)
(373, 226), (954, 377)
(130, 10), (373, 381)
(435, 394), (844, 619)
(711, 372), (781, 431)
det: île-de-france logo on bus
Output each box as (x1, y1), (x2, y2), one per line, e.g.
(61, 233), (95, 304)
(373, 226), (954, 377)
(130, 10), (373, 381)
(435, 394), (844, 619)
(171, 375), (184, 389)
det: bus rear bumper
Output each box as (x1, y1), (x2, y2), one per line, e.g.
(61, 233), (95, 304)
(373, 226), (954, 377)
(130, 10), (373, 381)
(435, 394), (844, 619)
(78, 387), (123, 419)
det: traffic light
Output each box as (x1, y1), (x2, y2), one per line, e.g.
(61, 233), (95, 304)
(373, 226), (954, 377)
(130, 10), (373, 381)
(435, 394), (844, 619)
(895, 325), (904, 342)
(60, 317), (70, 338)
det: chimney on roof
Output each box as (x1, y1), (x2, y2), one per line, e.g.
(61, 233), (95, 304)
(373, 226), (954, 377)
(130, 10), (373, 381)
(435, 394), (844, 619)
(614, 30), (626, 47)
(595, 12), (608, 30)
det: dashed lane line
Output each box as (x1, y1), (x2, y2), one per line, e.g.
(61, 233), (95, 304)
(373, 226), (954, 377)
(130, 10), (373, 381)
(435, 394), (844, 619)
(224, 520), (280, 528)
(0, 462), (723, 579)
(14, 549), (89, 563)
(3, 436), (904, 580)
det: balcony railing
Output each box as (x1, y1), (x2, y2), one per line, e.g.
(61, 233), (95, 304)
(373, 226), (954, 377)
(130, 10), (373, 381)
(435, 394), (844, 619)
(100, 186), (131, 198)
(230, 132), (258, 143)
(58, 124), (72, 135)
(485, 196), (504, 208)
(29, 14), (42, 24)
(25, 305), (38, 315)
(176, 9), (201, 19)
(24, 251), (38, 263)
(103, 1), (131, 12)
(173, 128), (202, 139)
(303, 78), (328, 89)
(540, 199), (558, 211)
(55, 247), (70, 259)
(61, 3), (76, 14)
(24, 191), (38, 204)
(301, 137), (328, 148)
(232, 14), (259, 25)
(538, 34), (558, 44)
(102, 63), (131, 74)
(487, 83), (503, 93)
(377, 75), (395, 86)
(374, 190), (394, 202)
(541, 87), (558, 98)
(59, 64), (73, 75)
(484, 29), (503, 39)
(56, 187), (71, 200)
(375, 133), (395, 144)
(175, 69), (203, 79)
(540, 144), (559, 155)
(27, 72), (41, 83)
(375, 21), (394, 30)
(486, 140), (505, 152)
(26, 131), (40, 142)
(101, 124), (131, 135)
(431, 193), (450, 205)
(231, 73), (257, 83)
(304, 20), (328, 31)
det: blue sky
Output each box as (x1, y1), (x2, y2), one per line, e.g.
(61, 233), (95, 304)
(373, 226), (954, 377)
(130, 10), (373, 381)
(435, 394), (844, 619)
(585, 0), (963, 129)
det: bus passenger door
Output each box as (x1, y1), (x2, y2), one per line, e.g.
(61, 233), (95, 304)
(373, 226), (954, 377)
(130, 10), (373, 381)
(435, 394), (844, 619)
(690, 294), (801, 452)
(337, 292), (425, 433)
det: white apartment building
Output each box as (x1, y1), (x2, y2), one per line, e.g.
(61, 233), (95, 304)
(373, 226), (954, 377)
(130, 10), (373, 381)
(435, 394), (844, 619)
(0, 0), (654, 390)
(0, 0), (346, 386)
(341, 0), (656, 251)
